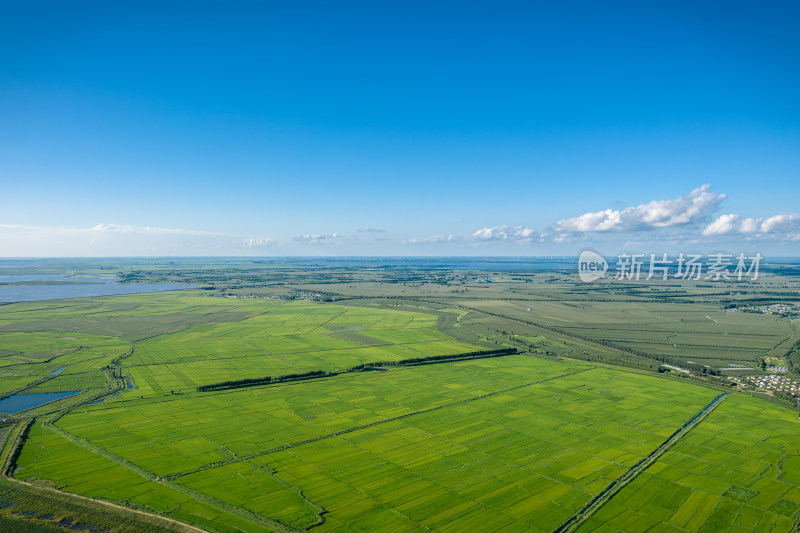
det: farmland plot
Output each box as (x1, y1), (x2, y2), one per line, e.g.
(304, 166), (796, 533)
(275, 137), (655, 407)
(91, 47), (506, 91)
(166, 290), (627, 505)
(576, 394), (800, 533)
(44, 357), (725, 532)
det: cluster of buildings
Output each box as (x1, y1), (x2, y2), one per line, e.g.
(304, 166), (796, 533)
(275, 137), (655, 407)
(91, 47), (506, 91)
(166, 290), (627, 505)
(728, 303), (800, 317)
(729, 374), (800, 397)
(425, 273), (468, 282)
(420, 273), (519, 284)
(475, 276), (514, 283)
(222, 290), (331, 301)
(289, 290), (331, 300)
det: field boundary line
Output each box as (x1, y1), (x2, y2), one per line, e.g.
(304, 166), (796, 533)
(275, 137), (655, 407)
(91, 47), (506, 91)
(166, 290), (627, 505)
(307, 310), (348, 333)
(167, 367), (594, 480)
(0, 420), (208, 533)
(553, 393), (729, 533)
(36, 420), (302, 533)
(0, 374), (60, 402)
(449, 302), (661, 360)
(441, 301), (754, 396)
(122, 338), (466, 368)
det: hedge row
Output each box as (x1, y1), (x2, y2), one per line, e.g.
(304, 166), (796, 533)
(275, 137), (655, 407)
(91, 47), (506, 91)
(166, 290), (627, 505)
(197, 348), (518, 392)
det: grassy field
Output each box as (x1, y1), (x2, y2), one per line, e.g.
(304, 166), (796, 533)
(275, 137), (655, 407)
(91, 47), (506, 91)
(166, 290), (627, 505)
(15, 352), (744, 532)
(0, 294), (479, 400)
(456, 299), (798, 370)
(11, 423), (281, 533)
(0, 265), (798, 532)
(576, 394), (800, 532)
(123, 298), (479, 396)
(0, 331), (129, 396)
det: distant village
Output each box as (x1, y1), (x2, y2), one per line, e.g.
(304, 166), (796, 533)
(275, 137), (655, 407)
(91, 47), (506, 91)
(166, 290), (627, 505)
(729, 373), (800, 398)
(224, 289), (332, 301)
(726, 303), (800, 317)
(423, 273), (514, 283)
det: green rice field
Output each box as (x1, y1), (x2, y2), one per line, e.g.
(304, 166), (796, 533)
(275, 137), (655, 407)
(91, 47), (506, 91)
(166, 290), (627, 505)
(460, 300), (799, 368)
(577, 394), (800, 532)
(2, 290), (799, 532)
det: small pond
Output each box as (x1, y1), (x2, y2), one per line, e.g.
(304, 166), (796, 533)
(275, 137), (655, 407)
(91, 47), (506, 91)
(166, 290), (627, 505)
(0, 391), (81, 414)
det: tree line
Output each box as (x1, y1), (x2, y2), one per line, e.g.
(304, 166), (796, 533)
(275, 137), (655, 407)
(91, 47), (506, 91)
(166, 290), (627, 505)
(196, 348), (518, 392)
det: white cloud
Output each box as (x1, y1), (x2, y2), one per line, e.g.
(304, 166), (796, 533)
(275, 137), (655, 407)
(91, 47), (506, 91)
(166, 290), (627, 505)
(0, 223), (281, 256)
(243, 237), (278, 247)
(553, 233), (577, 243)
(554, 185), (726, 232)
(358, 227), (386, 233)
(471, 225), (545, 244)
(403, 225), (548, 247)
(293, 233), (342, 244)
(702, 214), (743, 236)
(402, 234), (459, 245)
(761, 214), (800, 233)
(0, 223), (229, 237)
(702, 213), (800, 237)
(403, 226), (549, 246)
(90, 223), (231, 236)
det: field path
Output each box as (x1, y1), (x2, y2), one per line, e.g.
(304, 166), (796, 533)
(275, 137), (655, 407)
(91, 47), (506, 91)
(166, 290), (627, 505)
(167, 366), (595, 480)
(0, 420), (208, 533)
(245, 340), (302, 368)
(449, 303), (656, 363)
(553, 393), (729, 533)
(29, 419), (303, 533)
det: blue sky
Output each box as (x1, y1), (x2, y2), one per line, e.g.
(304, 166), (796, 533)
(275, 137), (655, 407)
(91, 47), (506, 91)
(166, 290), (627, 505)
(1, 1), (798, 256)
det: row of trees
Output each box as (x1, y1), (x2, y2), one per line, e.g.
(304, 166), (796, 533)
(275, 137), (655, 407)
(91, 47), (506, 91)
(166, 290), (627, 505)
(196, 348), (518, 392)
(346, 348), (518, 371)
(786, 339), (800, 374)
(197, 370), (328, 392)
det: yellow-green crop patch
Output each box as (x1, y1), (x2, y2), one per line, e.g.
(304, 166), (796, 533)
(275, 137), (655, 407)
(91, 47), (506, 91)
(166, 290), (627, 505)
(121, 300), (478, 396)
(13, 422), (277, 533)
(577, 394), (800, 533)
(5, 291), (800, 532)
(460, 299), (797, 368)
(41, 356), (727, 531)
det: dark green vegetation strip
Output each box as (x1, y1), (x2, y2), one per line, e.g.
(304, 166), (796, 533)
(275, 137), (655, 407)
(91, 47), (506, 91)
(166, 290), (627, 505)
(170, 366), (594, 480)
(0, 515), (68, 533)
(196, 348), (518, 391)
(554, 393), (729, 533)
(787, 338), (800, 374)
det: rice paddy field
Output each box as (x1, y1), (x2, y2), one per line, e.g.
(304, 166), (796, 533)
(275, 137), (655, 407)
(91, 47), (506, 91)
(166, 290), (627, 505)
(124, 298), (480, 396)
(459, 299), (799, 369)
(16, 355), (732, 532)
(576, 394), (800, 533)
(1, 281), (798, 532)
(0, 293), (479, 399)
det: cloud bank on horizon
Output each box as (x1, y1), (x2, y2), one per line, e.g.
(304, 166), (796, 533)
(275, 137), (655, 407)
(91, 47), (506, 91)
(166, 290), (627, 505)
(703, 213), (800, 239)
(405, 185), (799, 253)
(552, 185), (726, 233)
(2, 185), (798, 256)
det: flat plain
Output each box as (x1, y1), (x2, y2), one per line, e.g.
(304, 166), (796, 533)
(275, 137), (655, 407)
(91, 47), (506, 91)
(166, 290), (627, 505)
(0, 260), (798, 532)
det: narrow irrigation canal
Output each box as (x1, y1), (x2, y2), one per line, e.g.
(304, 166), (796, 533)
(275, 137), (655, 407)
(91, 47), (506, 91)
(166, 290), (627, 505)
(553, 393), (729, 533)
